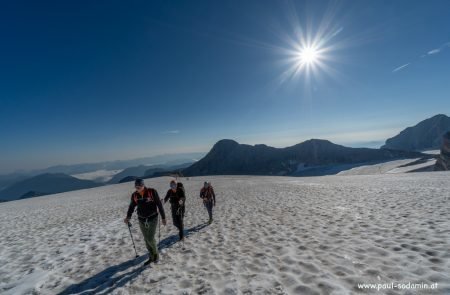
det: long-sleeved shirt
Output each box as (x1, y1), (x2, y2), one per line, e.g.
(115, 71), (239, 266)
(200, 187), (216, 205)
(127, 187), (166, 221)
(164, 187), (186, 210)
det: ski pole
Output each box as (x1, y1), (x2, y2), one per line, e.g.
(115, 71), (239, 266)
(127, 222), (139, 258)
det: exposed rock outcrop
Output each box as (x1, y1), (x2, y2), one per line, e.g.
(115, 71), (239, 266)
(434, 131), (450, 171)
(382, 114), (450, 151)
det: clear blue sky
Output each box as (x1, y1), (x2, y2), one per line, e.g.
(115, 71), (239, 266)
(1, 0), (449, 173)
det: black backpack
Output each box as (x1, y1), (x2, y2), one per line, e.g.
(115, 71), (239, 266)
(177, 182), (186, 216)
(177, 182), (184, 192)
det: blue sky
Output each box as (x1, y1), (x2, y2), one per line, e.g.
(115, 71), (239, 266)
(1, 0), (449, 173)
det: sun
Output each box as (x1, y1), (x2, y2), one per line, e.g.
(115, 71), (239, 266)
(275, 17), (344, 84)
(297, 46), (320, 66)
(276, 36), (338, 84)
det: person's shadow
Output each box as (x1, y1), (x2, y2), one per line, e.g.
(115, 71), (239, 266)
(157, 222), (209, 249)
(58, 222), (209, 295)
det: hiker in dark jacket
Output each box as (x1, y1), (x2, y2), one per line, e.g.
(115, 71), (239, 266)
(164, 180), (186, 241)
(124, 178), (166, 265)
(200, 181), (216, 224)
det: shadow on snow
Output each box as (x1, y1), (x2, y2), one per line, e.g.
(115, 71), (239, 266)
(58, 222), (209, 295)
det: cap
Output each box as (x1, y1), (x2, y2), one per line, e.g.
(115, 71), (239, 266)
(134, 178), (145, 187)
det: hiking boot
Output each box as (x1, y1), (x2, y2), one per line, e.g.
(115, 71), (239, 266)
(208, 218), (213, 225)
(143, 254), (159, 266)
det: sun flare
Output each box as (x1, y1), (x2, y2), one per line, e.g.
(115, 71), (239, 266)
(298, 46), (320, 65)
(276, 14), (344, 84)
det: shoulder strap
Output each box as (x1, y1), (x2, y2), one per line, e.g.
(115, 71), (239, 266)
(147, 188), (154, 202)
(203, 187), (211, 199)
(133, 189), (154, 204)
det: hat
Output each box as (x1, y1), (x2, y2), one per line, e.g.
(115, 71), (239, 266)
(134, 178), (145, 187)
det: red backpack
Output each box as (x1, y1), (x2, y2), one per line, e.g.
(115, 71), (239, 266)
(133, 188), (154, 204)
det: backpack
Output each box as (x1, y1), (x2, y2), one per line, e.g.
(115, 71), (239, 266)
(177, 182), (185, 193)
(201, 186), (213, 200)
(133, 188), (154, 204)
(176, 182), (186, 216)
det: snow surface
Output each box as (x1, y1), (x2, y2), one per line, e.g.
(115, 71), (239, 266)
(422, 150), (440, 155)
(72, 170), (123, 183)
(0, 174), (449, 294)
(337, 158), (437, 176)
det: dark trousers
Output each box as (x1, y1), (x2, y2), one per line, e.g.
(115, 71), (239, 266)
(204, 200), (213, 220)
(171, 206), (184, 240)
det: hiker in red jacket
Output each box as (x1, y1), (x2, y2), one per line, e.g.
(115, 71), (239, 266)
(200, 181), (216, 224)
(124, 179), (166, 265)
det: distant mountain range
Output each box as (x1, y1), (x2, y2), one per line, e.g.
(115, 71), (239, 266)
(0, 161), (197, 202)
(107, 165), (157, 184)
(382, 114), (450, 151)
(0, 173), (28, 191)
(0, 173), (99, 201)
(30, 152), (205, 175)
(182, 139), (425, 176)
(0, 152), (205, 190)
(107, 162), (193, 184)
(1, 114), (447, 202)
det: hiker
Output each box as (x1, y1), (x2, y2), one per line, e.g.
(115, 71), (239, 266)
(124, 178), (166, 266)
(164, 180), (186, 241)
(200, 181), (216, 224)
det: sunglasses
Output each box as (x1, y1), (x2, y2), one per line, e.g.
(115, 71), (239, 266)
(135, 185), (144, 189)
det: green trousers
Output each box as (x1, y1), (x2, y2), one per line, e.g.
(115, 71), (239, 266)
(138, 215), (158, 259)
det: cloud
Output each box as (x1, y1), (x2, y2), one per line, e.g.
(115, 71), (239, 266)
(392, 63), (410, 73)
(162, 130), (180, 134)
(426, 41), (450, 56)
(394, 40), (449, 73)
(428, 49), (440, 55)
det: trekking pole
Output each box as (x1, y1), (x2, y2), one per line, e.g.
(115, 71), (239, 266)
(158, 214), (161, 249)
(127, 222), (139, 258)
(181, 213), (186, 249)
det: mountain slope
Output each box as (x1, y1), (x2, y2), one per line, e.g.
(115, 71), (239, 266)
(183, 139), (424, 176)
(144, 162), (201, 179)
(0, 173), (29, 191)
(0, 173), (99, 201)
(382, 114), (450, 151)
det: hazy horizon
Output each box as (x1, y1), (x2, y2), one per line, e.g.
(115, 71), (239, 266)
(0, 115), (439, 175)
(0, 112), (447, 174)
